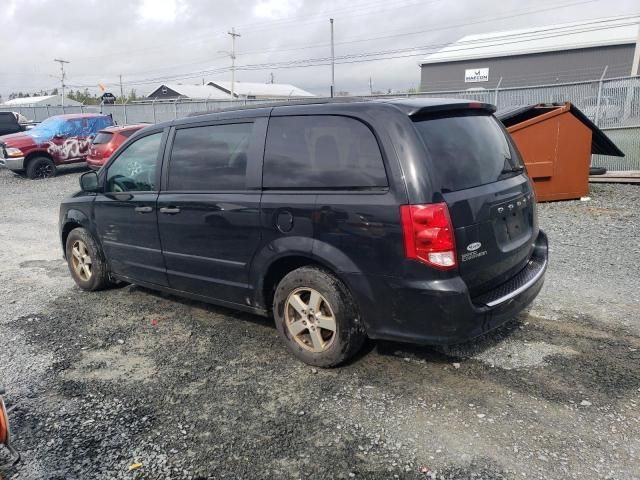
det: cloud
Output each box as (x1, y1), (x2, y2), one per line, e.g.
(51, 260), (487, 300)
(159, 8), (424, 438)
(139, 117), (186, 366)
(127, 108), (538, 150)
(253, 0), (303, 19)
(138, 0), (189, 23)
(0, 0), (638, 99)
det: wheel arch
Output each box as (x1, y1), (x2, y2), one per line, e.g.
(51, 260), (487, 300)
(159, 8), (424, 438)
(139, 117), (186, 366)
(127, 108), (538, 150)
(60, 209), (93, 257)
(24, 150), (54, 168)
(256, 241), (366, 316)
(259, 254), (328, 314)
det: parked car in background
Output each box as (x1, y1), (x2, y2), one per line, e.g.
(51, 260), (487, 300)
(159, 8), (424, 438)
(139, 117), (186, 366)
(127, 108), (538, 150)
(0, 111), (27, 136)
(0, 113), (113, 179)
(86, 124), (147, 170)
(59, 98), (548, 367)
(581, 96), (622, 125)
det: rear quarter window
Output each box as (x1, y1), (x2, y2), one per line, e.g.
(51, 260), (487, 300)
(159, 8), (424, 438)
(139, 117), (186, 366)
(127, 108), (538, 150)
(413, 112), (521, 192)
(263, 115), (387, 189)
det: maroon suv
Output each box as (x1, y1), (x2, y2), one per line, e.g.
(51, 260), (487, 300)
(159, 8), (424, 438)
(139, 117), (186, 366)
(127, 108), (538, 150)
(86, 124), (147, 170)
(0, 113), (113, 179)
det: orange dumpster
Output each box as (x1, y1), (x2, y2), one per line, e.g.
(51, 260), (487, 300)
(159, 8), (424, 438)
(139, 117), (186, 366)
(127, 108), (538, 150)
(497, 102), (624, 202)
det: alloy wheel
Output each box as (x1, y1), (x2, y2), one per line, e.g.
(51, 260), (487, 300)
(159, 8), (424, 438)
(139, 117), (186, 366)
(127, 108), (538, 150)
(71, 240), (92, 281)
(284, 287), (337, 353)
(35, 163), (54, 178)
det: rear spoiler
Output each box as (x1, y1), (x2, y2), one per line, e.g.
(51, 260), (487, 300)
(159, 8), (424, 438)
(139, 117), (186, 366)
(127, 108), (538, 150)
(379, 98), (496, 118)
(406, 102), (496, 117)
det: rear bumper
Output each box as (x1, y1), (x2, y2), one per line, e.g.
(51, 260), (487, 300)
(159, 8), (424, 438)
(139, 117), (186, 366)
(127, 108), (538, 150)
(347, 230), (548, 345)
(86, 158), (104, 170)
(0, 156), (25, 170)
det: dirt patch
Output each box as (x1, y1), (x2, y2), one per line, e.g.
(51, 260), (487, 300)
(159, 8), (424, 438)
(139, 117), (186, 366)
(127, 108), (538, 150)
(64, 347), (157, 383)
(2, 172), (640, 479)
(18, 259), (68, 278)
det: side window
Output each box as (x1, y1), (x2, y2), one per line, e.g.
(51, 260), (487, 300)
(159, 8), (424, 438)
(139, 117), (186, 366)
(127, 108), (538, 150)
(263, 115), (387, 189)
(106, 132), (162, 192)
(60, 119), (82, 137)
(167, 122), (254, 191)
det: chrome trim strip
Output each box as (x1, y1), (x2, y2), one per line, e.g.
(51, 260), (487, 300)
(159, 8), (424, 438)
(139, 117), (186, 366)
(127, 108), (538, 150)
(485, 257), (548, 307)
(163, 250), (245, 267)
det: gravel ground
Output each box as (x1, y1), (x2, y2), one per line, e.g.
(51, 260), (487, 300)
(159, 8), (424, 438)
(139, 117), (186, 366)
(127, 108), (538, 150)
(0, 167), (639, 480)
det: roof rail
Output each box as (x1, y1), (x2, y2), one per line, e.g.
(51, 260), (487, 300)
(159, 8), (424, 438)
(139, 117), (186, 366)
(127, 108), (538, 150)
(187, 97), (371, 117)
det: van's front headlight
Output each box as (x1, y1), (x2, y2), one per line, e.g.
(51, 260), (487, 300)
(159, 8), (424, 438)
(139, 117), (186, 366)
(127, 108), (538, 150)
(5, 147), (23, 158)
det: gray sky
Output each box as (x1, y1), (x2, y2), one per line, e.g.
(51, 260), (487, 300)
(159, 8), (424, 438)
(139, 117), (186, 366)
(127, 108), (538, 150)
(1, 0), (638, 99)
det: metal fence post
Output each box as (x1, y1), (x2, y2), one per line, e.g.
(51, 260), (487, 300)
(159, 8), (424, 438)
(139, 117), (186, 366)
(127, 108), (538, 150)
(123, 100), (128, 125)
(46, 105), (50, 119)
(594, 65), (608, 127)
(174, 97), (179, 119)
(152, 99), (157, 124)
(494, 77), (503, 108)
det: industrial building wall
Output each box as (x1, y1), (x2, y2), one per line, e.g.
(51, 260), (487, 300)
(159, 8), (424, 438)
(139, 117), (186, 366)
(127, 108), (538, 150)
(420, 44), (635, 91)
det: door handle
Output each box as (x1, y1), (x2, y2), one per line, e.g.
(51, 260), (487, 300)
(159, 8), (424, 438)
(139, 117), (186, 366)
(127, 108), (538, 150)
(134, 206), (153, 213)
(159, 206), (181, 215)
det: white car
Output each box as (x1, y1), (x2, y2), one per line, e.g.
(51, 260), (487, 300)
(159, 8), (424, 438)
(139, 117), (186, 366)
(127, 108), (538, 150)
(581, 97), (622, 125)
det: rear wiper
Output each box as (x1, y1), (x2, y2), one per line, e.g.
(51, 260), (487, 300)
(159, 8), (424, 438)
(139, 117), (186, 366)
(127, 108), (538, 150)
(501, 165), (525, 174)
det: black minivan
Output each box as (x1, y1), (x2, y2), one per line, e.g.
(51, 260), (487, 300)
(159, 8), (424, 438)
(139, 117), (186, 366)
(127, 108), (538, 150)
(59, 98), (547, 367)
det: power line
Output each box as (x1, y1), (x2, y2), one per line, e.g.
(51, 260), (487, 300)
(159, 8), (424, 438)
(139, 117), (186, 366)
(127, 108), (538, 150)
(74, 18), (637, 89)
(62, 1), (625, 85)
(61, 12), (640, 90)
(68, 0), (440, 63)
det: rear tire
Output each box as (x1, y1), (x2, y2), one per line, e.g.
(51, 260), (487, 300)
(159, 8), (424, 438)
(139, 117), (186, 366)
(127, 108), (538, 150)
(273, 266), (366, 367)
(26, 156), (56, 179)
(65, 228), (112, 291)
(589, 166), (607, 176)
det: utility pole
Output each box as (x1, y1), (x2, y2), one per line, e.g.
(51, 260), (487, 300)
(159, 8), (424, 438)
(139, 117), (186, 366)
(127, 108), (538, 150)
(632, 20), (640, 75)
(53, 58), (70, 106)
(269, 72), (274, 84)
(330, 18), (335, 97)
(228, 27), (241, 100)
(119, 74), (124, 102)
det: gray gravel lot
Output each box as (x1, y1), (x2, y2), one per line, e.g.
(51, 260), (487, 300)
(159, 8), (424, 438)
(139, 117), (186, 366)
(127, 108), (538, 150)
(0, 166), (639, 480)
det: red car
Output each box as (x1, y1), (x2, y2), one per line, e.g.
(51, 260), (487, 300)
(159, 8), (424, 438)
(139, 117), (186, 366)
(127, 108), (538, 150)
(0, 113), (113, 179)
(86, 124), (147, 170)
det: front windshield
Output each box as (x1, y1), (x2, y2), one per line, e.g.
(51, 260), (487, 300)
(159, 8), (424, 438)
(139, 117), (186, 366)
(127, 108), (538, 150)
(26, 115), (112, 141)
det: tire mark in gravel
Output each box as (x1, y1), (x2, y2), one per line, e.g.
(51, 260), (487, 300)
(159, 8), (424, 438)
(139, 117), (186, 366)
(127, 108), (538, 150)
(7, 289), (640, 478)
(7, 287), (433, 479)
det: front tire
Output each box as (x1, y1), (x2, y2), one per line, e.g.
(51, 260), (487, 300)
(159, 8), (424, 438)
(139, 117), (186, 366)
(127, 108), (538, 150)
(65, 228), (112, 291)
(273, 266), (366, 367)
(26, 156), (56, 179)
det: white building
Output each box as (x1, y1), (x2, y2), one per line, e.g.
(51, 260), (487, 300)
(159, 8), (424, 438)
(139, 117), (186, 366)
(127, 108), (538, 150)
(207, 81), (315, 99)
(147, 81), (315, 101)
(2, 94), (83, 107)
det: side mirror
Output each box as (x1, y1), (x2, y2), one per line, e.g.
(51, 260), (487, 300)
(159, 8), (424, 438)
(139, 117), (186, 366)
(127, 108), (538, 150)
(79, 171), (100, 192)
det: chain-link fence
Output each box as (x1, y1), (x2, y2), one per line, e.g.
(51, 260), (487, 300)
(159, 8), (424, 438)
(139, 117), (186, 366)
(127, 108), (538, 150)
(2, 75), (639, 170)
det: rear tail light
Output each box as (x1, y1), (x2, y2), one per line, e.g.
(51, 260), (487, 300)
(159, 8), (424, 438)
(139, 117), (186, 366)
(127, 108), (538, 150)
(105, 143), (117, 157)
(400, 203), (457, 270)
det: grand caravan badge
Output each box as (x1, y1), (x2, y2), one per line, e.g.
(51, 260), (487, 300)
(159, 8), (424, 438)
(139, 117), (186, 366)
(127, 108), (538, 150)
(461, 242), (487, 262)
(466, 242), (482, 252)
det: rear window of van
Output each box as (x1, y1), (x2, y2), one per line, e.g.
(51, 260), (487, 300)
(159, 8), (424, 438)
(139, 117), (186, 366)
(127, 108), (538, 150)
(413, 112), (522, 192)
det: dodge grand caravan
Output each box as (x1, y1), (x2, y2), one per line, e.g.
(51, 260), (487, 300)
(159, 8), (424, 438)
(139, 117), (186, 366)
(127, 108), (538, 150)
(59, 98), (548, 367)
